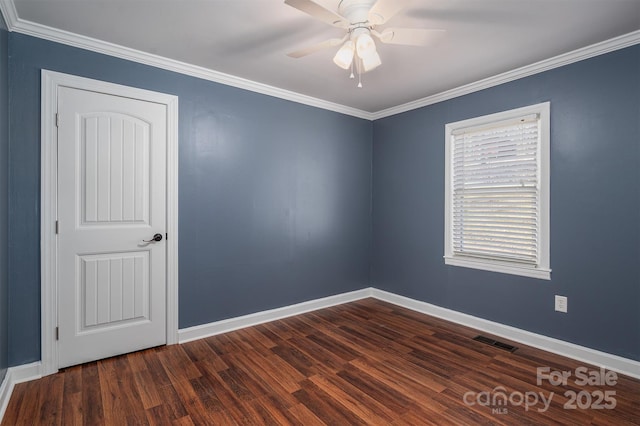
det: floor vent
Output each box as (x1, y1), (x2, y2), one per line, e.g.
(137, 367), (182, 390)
(473, 335), (518, 352)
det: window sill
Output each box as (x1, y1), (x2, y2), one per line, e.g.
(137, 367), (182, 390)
(444, 256), (551, 280)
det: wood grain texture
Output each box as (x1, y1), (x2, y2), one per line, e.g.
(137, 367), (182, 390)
(3, 299), (639, 425)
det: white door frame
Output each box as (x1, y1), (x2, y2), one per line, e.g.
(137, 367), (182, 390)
(40, 70), (179, 376)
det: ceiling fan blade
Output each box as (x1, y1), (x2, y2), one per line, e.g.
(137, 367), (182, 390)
(287, 37), (345, 58)
(284, 0), (349, 28)
(373, 28), (445, 46)
(368, 0), (413, 25)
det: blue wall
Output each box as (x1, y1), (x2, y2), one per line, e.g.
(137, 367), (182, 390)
(4, 30), (639, 367)
(0, 13), (9, 382)
(371, 45), (640, 361)
(7, 33), (372, 365)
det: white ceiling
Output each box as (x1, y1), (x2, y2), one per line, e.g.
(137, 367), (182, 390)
(9, 0), (640, 113)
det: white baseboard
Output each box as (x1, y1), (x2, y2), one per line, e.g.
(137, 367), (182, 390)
(0, 362), (42, 422)
(178, 288), (374, 343)
(2, 286), (638, 425)
(370, 288), (640, 380)
(180, 287), (640, 379)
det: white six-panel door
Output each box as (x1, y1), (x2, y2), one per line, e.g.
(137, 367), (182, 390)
(57, 86), (167, 368)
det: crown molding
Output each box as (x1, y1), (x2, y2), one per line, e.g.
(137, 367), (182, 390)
(0, 1), (374, 121)
(1, 0), (638, 121)
(0, 0), (19, 31)
(371, 30), (640, 120)
(0, 0), (18, 29)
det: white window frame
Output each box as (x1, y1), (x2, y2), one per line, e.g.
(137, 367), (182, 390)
(444, 102), (551, 280)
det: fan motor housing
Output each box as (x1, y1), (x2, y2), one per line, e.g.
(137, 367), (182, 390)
(339, 0), (379, 24)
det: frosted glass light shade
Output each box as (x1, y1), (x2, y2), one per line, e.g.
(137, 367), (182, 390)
(362, 51), (382, 72)
(333, 41), (355, 69)
(356, 33), (376, 59)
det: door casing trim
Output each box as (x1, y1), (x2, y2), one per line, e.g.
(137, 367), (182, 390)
(41, 70), (179, 375)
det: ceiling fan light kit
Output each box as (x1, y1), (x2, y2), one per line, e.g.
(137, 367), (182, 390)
(361, 50), (381, 72)
(355, 30), (376, 59)
(333, 40), (355, 69)
(285, 0), (441, 88)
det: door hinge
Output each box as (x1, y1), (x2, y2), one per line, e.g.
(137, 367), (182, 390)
(55, 327), (59, 341)
(55, 220), (59, 234)
(55, 113), (59, 127)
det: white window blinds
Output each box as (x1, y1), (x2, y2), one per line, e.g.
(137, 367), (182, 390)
(451, 114), (540, 264)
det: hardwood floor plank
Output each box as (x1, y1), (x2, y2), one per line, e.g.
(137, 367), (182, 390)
(153, 383), (189, 421)
(304, 330), (361, 361)
(145, 404), (171, 426)
(163, 375), (215, 425)
(181, 338), (222, 364)
(61, 365), (82, 394)
(156, 346), (202, 384)
(244, 399), (284, 426)
(37, 374), (64, 426)
(142, 348), (174, 389)
(308, 373), (397, 423)
(287, 403), (326, 426)
(270, 344), (318, 377)
(280, 316), (318, 338)
(409, 332), (496, 366)
(188, 375), (226, 413)
(293, 312), (337, 335)
(392, 408), (451, 426)
(194, 368), (256, 424)
(293, 380), (367, 425)
(60, 391), (82, 426)
(236, 327), (278, 354)
(170, 415), (196, 426)
(333, 325), (391, 355)
(97, 356), (148, 425)
(126, 350), (151, 373)
(1, 384), (22, 425)
(217, 365), (261, 402)
(254, 354), (305, 394)
(3, 298), (639, 425)
(18, 381), (44, 422)
(80, 362), (104, 425)
(314, 325), (391, 363)
(286, 336), (347, 374)
(133, 369), (164, 410)
(257, 394), (315, 426)
(348, 356), (448, 406)
(337, 365), (413, 414)
(339, 321), (414, 356)
(225, 351), (299, 408)
(253, 323), (289, 348)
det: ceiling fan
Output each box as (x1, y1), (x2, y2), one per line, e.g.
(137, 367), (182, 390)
(284, 0), (443, 87)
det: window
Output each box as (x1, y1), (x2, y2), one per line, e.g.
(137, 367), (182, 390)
(444, 102), (550, 279)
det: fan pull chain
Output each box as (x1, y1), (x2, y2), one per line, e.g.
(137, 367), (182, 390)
(356, 58), (363, 88)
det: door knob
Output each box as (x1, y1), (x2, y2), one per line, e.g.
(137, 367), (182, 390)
(143, 233), (163, 242)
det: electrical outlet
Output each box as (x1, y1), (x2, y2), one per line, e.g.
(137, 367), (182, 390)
(555, 295), (568, 313)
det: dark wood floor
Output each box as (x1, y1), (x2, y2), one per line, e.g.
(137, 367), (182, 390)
(3, 298), (639, 425)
